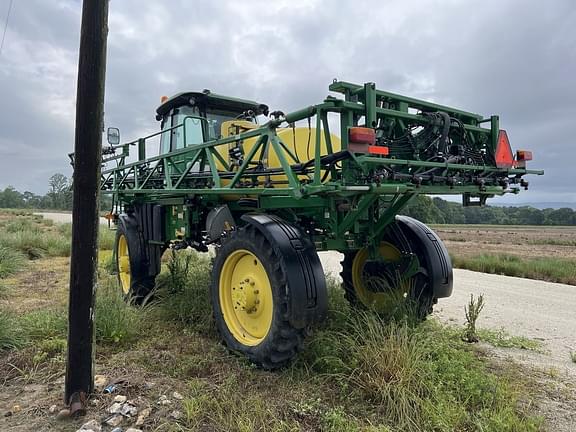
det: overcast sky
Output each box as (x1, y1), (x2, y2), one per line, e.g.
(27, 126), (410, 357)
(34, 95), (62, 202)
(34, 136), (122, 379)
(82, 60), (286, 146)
(0, 0), (574, 203)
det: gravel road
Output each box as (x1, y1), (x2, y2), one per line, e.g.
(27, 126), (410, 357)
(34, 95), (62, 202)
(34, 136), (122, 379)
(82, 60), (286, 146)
(35, 212), (108, 225)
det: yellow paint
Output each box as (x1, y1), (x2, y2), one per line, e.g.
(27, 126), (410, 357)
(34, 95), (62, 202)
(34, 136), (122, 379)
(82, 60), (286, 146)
(117, 234), (131, 295)
(215, 121), (341, 198)
(219, 249), (273, 346)
(351, 242), (409, 312)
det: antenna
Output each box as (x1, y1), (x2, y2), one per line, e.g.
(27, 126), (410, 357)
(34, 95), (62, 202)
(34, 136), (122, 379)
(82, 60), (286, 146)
(0, 0), (14, 57)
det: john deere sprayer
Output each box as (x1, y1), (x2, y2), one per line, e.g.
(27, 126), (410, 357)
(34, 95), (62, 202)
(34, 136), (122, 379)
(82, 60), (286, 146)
(92, 80), (542, 368)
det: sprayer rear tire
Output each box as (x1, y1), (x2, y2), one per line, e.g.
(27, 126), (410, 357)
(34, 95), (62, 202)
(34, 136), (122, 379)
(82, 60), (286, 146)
(211, 225), (304, 369)
(115, 217), (156, 305)
(340, 222), (434, 320)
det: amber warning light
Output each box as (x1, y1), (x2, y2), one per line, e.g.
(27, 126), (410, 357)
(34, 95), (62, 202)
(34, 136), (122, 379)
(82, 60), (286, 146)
(348, 127), (389, 155)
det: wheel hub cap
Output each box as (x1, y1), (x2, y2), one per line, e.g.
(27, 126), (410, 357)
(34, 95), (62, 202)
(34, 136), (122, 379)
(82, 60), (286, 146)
(219, 249), (273, 346)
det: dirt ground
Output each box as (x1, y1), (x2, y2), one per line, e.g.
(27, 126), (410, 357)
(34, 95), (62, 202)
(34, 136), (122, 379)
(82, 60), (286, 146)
(433, 225), (576, 260)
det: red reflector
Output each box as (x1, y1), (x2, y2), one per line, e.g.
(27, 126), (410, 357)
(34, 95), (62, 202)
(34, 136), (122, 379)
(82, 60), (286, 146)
(495, 130), (514, 168)
(368, 145), (389, 156)
(349, 127), (376, 145)
(516, 150), (532, 161)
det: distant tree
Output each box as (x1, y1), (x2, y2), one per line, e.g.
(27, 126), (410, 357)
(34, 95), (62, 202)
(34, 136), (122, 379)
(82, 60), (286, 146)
(433, 197), (465, 224)
(545, 208), (575, 226)
(401, 195), (445, 223)
(22, 191), (43, 209)
(0, 186), (25, 208)
(47, 173), (73, 210)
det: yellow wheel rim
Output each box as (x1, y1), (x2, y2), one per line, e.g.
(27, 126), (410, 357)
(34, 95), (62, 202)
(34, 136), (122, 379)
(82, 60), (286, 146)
(117, 234), (131, 295)
(351, 242), (409, 311)
(219, 249), (273, 346)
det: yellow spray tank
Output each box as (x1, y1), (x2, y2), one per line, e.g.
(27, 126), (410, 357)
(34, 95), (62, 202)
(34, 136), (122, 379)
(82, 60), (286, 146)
(216, 120), (341, 192)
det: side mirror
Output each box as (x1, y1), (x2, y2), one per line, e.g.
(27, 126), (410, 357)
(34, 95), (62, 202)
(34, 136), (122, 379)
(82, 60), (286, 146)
(107, 127), (120, 145)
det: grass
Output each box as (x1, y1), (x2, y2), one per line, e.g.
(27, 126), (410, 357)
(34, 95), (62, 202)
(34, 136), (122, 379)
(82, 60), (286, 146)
(0, 211), (546, 430)
(147, 260), (541, 431)
(478, 328), (543, 351)
(0, 245), (26, 279)
(0, 308), (26, 350)
(0, 225), (71, 258)
(0, 215), (115, 261)
(152, 249), (214, 333)
(527, 238), (576, 247)
(95, 275), (142, 345)
(295, 285), (541, 431)
(451, 253), (576, 285)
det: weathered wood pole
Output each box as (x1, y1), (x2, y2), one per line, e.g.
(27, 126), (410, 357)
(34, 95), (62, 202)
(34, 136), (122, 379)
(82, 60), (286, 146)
(65, 0), (109, 407)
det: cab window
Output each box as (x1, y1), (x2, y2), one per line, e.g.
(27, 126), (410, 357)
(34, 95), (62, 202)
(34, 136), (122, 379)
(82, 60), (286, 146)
(159, 106), (204, 154)
(160, 116), (172, 154)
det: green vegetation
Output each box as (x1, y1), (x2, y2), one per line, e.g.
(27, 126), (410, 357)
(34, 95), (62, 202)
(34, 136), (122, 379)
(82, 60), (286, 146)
(0, 173), (72, 210)
(0, 214), (114, 261)
(0, 172), (112, 211)
(0, 245), (25, 279)
(402, 195), (575, 225)
(153, 249), (214, 333)
(145, 254), (541, 431)
(464, 294), (485, 343)
(527, 238), (576, 247)
(0, 211), (544, 431)
(477, 328), (542, 351)
(95, 275), (143, 345)
(451, 253), (576, 285)
(0, 309), (26, 350)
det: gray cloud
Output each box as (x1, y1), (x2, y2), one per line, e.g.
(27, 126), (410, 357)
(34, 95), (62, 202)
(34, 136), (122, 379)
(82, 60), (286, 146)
(0, 0), (573, 203)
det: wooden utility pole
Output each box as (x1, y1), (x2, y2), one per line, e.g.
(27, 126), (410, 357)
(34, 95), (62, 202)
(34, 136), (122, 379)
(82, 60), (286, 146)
(65, 0), (109, 408)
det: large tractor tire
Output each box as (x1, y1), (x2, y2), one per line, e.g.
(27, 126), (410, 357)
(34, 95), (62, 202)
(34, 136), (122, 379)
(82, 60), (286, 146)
(341, 216), (452, 320)
(211, 215), (326, 369)
(115, 215), (157, 304)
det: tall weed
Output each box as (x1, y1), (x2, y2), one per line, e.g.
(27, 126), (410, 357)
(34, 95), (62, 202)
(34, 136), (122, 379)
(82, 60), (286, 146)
(154, 249), (213, 332)
(95, 276), (142, 345)
(0, 308), (26, 351)
(0, 245), (26, 278)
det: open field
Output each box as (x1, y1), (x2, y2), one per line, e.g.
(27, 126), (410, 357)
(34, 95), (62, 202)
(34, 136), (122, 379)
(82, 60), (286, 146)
(432, 225), (576, 285)
(433, 225), (576, 259)
(1, 211), (575, 430)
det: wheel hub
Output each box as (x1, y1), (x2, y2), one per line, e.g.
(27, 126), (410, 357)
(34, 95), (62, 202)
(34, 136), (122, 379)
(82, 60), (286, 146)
(231, 277), (262, 313)
(219, 249), (273, 346)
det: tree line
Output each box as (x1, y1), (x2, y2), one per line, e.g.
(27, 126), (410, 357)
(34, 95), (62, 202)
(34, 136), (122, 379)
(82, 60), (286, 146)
(0, 174), (73, 210)
(402, 195), (576, 225)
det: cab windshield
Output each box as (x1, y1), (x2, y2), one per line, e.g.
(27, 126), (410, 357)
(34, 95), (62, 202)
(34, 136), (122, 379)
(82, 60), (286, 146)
(159, 105), (257, 154)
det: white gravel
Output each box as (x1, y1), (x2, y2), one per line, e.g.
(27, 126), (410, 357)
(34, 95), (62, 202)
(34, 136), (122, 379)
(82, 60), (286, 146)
(35, 212), (108, 225)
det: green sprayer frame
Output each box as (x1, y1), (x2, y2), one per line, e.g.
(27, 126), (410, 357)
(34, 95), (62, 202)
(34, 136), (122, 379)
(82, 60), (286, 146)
(96, 81), (542, 252)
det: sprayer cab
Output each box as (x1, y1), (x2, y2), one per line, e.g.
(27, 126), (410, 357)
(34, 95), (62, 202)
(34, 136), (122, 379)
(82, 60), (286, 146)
(154, 90), (269, 154)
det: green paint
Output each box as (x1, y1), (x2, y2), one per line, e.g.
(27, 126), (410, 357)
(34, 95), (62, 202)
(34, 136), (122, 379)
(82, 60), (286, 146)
(92, 81), (542, 252)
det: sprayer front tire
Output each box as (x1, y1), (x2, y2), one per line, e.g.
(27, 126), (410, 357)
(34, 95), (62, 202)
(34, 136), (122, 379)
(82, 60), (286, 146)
(211, 225), (304, 369)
